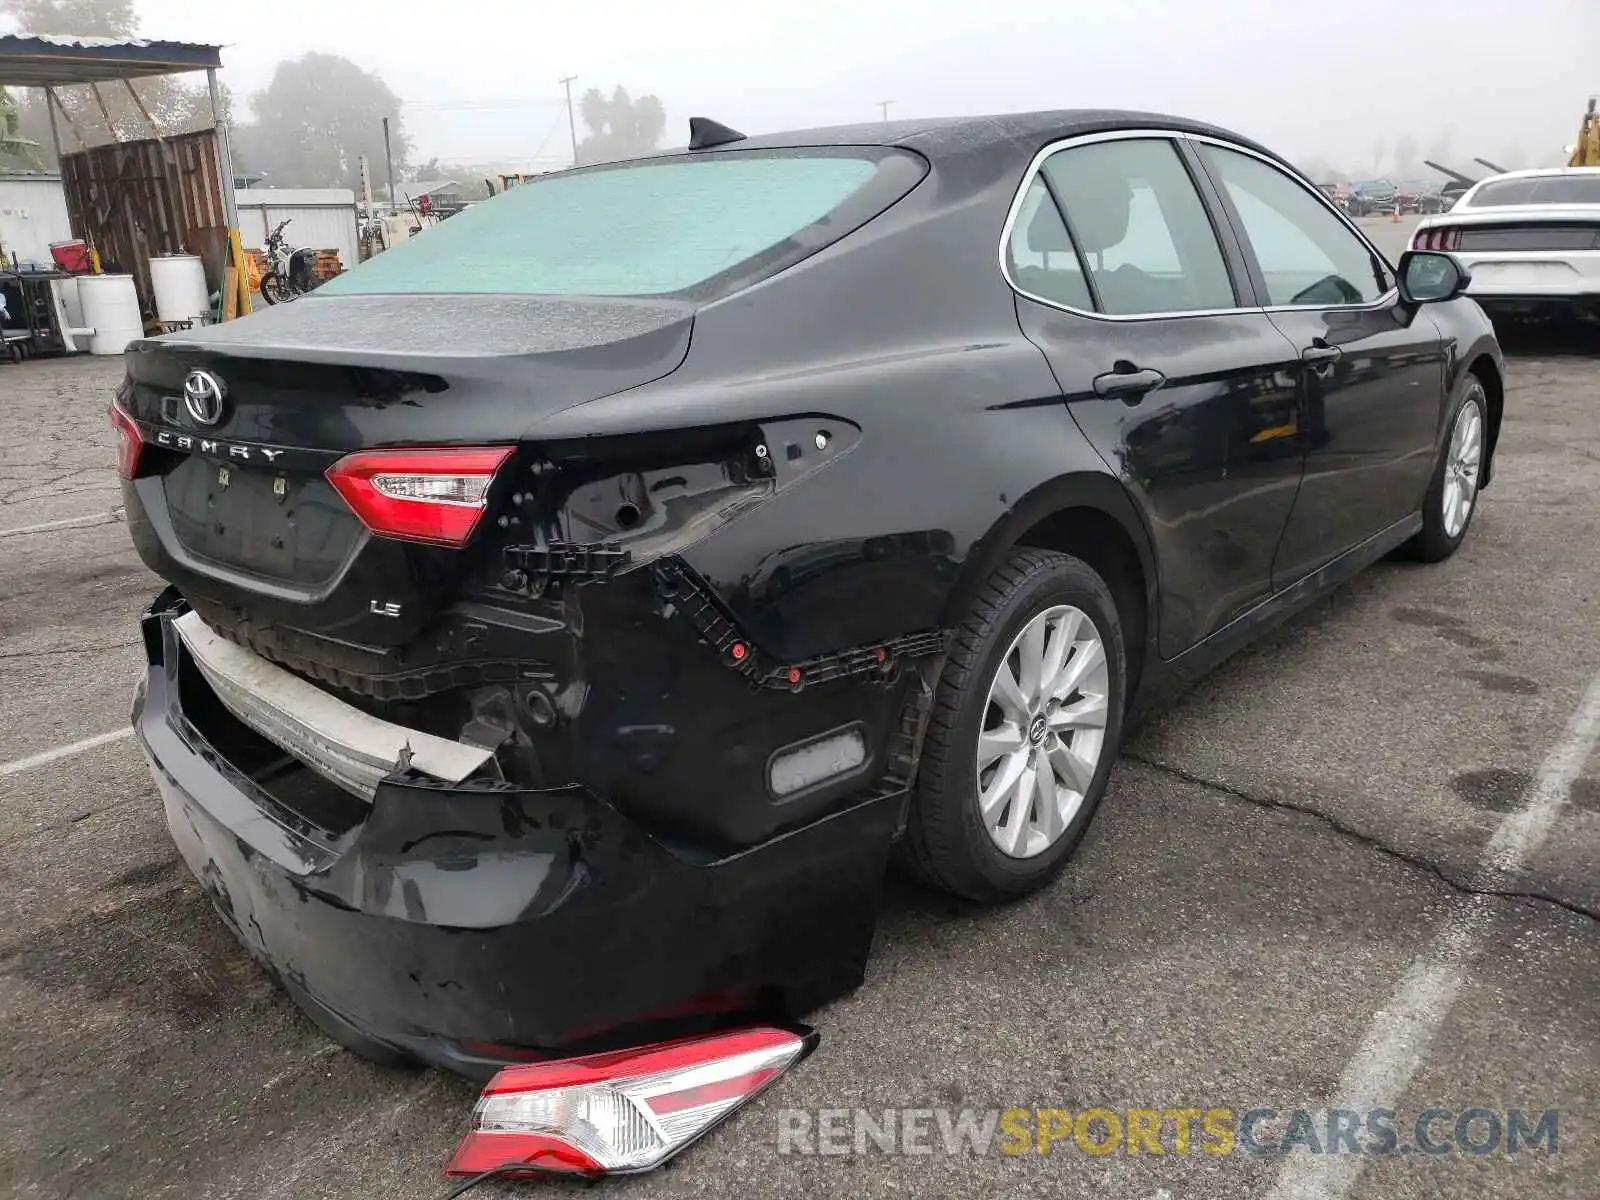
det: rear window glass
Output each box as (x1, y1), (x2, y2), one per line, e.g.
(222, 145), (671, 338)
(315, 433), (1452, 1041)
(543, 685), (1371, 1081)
(320, 150), (922, 300)
(1468, 176), (1600, 206)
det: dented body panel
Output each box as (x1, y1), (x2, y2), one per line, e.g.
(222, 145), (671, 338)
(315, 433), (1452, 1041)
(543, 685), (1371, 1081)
(118, 110), (1504, 1073)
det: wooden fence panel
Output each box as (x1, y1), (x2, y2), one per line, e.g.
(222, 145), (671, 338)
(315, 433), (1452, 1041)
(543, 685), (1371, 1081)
(59, 129), (228, 318)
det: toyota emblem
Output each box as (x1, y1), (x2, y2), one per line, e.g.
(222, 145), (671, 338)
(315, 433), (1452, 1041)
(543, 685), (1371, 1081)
(183, 369), (226, 426)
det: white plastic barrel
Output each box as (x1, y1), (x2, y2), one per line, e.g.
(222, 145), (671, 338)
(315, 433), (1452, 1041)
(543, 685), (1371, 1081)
(149, 254), (210, 327)
(52, 276), (84, 330)
(78, 274), (143, 356)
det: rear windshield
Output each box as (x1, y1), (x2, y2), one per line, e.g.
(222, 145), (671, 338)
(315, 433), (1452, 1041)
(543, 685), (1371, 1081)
(320, 148), (925, 301)
(1468, 176), (1600, 207)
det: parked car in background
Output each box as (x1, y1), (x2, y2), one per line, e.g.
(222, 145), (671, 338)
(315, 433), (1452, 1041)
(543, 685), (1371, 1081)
(1439, 180), (1473, 210)
(1414, 181), (1454, 214)
(1411, 165), (1600, 325)
(113, 112), (1503, 1160)
(1348, 178), (1399, 216)
(1399, 180), (1451, 214)
(1320, 181), (1354, 209)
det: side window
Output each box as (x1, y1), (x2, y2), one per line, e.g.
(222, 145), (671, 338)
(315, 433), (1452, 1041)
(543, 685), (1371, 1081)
(1202, 145), (1391, 306)
(1040, 138), (1235, 316)
(1005, 177), (1093, 311)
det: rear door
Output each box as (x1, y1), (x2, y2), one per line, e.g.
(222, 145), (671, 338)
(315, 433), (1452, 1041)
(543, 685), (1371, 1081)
(1007, 134), (1305, 659)
(1192, 140), (1446, 585)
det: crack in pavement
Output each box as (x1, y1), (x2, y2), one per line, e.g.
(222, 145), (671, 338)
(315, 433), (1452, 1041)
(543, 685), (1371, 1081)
(1124, 752), (1600, 925)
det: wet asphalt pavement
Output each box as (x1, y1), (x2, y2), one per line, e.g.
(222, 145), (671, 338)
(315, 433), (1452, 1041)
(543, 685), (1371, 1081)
(1, 216), (1597, 1199)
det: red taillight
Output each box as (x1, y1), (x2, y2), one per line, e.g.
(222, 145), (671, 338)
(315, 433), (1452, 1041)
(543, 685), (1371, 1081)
(325, 446), (513, 546)
(108, 400), (143, 480)
(1415, 226), (1460, 252)
(444, 1025), (816, 1179)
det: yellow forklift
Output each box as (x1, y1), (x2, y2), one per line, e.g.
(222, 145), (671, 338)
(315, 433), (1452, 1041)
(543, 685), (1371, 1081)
(1569, 97), (1600, 167)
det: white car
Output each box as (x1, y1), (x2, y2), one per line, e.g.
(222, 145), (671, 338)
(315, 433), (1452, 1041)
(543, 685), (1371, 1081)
(1410, 167), (1600, 321)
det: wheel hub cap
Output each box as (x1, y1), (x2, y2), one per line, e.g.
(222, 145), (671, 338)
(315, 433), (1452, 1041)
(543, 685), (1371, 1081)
(976, 604), (1111, 860)
(1442, 397), (1483, 540)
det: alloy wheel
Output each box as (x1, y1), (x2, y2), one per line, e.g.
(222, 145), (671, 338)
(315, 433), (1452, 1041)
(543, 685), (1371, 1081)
(1442, 396), (1484, 540)
(975, 604), (1110, 859)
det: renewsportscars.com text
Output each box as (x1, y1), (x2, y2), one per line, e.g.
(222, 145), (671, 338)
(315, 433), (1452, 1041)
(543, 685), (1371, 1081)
(776, 1106), (1559, 1157)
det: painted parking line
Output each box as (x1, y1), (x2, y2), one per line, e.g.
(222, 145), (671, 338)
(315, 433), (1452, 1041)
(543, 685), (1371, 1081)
(0, 507), (124, 539)
(0, 729), (134, 779)
(1268, 668), (1600, 1200)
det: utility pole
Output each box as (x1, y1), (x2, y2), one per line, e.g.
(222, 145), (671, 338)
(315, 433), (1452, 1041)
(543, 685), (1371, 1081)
(560, 75), (580, 167)
(878, 100), (894, 123)
(382, 116), (397, 211)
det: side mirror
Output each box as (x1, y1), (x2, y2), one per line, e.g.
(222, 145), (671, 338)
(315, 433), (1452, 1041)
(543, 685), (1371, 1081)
(1397, 250), (1471, 304)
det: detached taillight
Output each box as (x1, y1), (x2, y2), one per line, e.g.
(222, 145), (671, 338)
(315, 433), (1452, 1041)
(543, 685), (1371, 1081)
(108, 399), (143, 480)
(445, 1026), (817, 1179)
(325, 446), (513, 546)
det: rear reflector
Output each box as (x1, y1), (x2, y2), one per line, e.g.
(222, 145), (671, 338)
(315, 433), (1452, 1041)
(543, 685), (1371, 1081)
(109, 400), (143, 480)
(326, 446), (512, 546)
(768, 725), (868, 798)
(445, 1026), (817, 1179)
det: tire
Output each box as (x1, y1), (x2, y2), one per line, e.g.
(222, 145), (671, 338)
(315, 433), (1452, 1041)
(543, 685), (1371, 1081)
(259, 275), (287, 306)
(1409, 375), (1488, 562)
(900, 548), (1126, 903)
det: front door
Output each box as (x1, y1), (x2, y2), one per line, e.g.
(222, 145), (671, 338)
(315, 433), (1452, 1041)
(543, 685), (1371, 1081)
(1191, 141), (1447, 584)
(1006, 135), (1305, 659)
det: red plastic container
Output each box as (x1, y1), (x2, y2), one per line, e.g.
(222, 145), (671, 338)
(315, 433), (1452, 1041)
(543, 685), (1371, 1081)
(49, 240), (92, 274)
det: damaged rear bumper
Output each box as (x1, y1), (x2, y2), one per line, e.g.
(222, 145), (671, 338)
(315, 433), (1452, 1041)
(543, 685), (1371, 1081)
(134, 589), (902, 1079)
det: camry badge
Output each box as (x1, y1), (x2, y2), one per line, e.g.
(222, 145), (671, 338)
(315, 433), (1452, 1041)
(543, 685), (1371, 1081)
(183, 369), (226, 426)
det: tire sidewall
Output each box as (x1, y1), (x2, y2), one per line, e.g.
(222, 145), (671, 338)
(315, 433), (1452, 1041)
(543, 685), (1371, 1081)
(941, 561), (1126, 894)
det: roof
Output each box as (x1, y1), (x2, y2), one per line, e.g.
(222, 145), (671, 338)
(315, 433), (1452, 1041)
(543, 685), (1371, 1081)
(403, 179), (464, 197)
(1469, 166), (1597, 180)
(723, 109), (1270, 159)
(0, 34), (223, 87)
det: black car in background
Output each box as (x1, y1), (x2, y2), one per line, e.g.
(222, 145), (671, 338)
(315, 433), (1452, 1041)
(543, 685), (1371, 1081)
(1347, 177), (1400, 215)
(112, 110), (1504, 1077)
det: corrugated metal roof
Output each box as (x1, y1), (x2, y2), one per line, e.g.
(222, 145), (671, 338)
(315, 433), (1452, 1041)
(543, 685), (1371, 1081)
(0, 33), (223, 87)
(403, 179), (463, 197)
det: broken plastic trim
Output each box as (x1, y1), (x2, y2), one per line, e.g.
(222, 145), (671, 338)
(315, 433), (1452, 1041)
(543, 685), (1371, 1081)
(173, 611), (499, 800)
(654, 558), (952, 691)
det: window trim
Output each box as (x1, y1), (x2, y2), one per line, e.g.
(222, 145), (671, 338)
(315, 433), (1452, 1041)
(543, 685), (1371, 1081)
(997, 128), (1400, 322)
(1188, 134), (1397, 310)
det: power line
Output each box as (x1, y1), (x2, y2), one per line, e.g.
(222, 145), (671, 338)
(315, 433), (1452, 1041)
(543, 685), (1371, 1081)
(401, 97), (566, 111)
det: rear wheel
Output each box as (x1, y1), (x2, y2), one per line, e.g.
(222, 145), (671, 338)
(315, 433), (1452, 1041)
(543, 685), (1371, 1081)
(900, 549), (1125, 903)
(1410, 375), (1487, 562)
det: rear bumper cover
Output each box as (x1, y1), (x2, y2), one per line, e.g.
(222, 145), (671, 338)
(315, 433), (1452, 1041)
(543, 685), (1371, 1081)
(1457, 249), (1600, 300)
(135, 591), (902, 1078)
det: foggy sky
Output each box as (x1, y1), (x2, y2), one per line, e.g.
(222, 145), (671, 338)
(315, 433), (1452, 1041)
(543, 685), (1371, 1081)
(113, 0), (1600, 170)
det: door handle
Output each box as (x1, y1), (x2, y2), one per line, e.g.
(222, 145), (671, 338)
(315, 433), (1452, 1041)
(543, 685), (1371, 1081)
(1092, 365), (1166, 404)
(1301, 340), (1343, 366)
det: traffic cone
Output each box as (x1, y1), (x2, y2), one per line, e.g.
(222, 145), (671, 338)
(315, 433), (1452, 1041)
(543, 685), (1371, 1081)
(1391, 202), (1402, 222)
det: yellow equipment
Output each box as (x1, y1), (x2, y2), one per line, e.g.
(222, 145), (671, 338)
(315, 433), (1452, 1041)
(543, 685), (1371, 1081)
(1570, 97), (1600, 168)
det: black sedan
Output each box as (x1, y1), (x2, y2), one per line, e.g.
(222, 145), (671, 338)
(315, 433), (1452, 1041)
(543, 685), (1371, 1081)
(112, 109), (1502, 1134)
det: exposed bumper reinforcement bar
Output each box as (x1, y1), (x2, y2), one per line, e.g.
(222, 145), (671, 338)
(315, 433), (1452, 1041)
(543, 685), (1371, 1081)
(173, 610), (499, 800)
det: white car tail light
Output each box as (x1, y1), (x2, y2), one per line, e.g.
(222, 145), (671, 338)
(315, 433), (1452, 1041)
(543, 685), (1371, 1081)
(445, 1026), (817, 1179)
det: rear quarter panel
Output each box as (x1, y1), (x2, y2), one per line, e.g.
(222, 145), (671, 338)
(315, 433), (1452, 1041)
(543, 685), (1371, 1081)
(531, 138), (1130, 662)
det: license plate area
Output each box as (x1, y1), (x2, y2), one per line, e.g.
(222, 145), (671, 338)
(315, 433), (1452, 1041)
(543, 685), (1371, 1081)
(162, 456), (359, 585)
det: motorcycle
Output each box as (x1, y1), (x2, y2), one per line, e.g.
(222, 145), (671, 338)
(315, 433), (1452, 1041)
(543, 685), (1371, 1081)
(259, 219), (320, 305)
